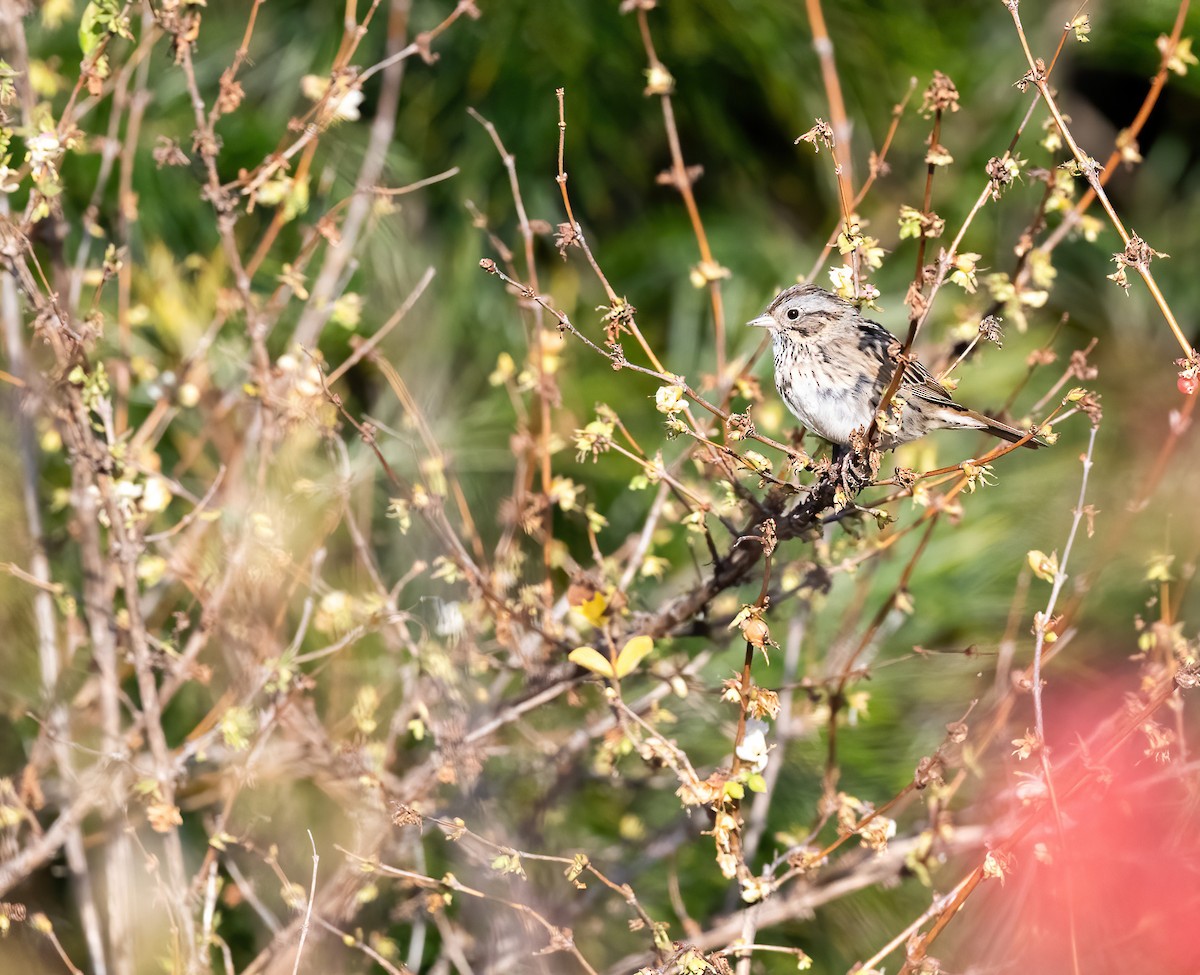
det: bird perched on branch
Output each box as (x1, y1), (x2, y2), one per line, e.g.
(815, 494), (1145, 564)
(749, 285), (1041, 453)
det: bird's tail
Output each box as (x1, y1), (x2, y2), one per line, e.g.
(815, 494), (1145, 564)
(939, 406), (1044, 449)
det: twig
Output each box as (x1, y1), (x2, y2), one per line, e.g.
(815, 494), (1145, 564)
(804, 0), (854, 191)
(1044, 0), (1192, 249)
(292, 0), (416, 347)
(311, 916), (410, 975)
(1031, 423), (1099, 741)
(467, 105), (555, 613)
(326, 266), (435, 384)
(610, 827), (988, 972)
(633, 7), (727, 377)
(1007, 3), (1194, 361)
(856, 873), (974, 974)
(803, 78), (917, 287)
(291, 831), (319, 975)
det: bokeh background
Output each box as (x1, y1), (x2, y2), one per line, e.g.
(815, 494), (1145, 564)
(3, 0), (1200, 972)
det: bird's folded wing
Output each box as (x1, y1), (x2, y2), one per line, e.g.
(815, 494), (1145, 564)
(895, 356), (957, 407)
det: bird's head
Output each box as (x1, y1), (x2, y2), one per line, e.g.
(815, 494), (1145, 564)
(747, 285), (848, 336)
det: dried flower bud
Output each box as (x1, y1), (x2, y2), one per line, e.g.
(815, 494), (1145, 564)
(741, 617), (770, 648)
(795, 118), (835, 152)
(921, 70), (960, 115)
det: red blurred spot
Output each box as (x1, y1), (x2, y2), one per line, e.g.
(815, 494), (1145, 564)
(958, 676), (1200, 973)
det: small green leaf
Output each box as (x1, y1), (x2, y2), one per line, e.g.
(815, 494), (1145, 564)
(78, 0), (128, 56)
(489, 853), (526, 878)
(79, 2), (103, 55)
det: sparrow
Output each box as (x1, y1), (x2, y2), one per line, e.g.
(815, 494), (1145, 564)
(749, 285), (1040, 452)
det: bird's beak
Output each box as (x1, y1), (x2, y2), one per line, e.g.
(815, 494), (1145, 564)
(747, 313), (775, 330)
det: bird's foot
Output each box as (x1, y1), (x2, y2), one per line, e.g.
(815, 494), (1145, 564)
(832, 445), (876, 502)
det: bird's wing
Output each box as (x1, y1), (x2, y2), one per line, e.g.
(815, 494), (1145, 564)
(856, 314), (1040, 446)
(856, 320), (956, 405)
(902, 357), (957, 406)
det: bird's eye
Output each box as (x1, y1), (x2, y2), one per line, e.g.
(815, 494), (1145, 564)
(786, 308), (800, 321)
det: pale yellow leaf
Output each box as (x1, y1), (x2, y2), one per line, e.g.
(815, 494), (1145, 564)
(614, 635), (654, 678)
(568, 646), (615, 679)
